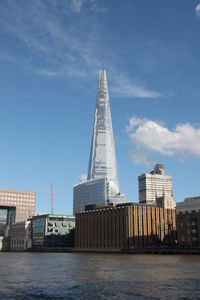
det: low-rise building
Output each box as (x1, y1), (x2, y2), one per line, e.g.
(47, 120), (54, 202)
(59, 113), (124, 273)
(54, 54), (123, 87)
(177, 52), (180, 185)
(176, 197), (200, 247)
(10, 220), (32, 251)
(75, 203), (176, 251)
(32, 214), (75, 248)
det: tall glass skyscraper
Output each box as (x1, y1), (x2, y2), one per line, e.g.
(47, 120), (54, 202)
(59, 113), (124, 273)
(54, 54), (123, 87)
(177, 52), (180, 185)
(87, 69), (119, 195)
(73, 70), (124, 214)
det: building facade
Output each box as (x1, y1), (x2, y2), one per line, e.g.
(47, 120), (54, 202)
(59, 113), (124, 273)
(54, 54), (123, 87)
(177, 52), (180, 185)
(0, 189), (35, 223)
(138, 164), (174, 209)
(73, 69), (124, 213)
(176, 197), (200, 247)
(75, 204), (176, 251)
(0, 206), (16, 237)
(32, 214), (75, 247)
(10, 220), (32, 251)
(73, 177), (125, 214)
(74, 178), (109, 214)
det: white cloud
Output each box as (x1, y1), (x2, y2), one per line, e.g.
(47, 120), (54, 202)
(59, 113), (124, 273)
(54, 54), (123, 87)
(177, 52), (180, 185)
(128, 150), (156, 166)
(196, 4), (200, 17)
(127, 116), (200, 163)
(79, 173), (87, 182)
(111, 74), (162, 99)
(71, 0), (85, 13)
(35, 68), (63, 76)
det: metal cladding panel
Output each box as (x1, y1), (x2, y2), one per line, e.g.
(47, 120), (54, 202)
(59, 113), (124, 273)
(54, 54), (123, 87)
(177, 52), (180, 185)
(87, 70), (120, 196)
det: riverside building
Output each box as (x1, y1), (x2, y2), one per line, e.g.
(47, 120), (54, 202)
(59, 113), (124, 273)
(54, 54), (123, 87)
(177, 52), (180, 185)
(73, 70), (124, 214)
(176, 196), (200, 247)
(138, 164), (175, 209)
(75, 203), (176, 251)
(32, 214), (75, 248)
(0, 189), (35, 223)
(10, 220), (32, 252)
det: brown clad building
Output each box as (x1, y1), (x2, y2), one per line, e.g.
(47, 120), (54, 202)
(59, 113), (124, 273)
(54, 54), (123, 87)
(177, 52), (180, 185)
(75, 203), (176, 251)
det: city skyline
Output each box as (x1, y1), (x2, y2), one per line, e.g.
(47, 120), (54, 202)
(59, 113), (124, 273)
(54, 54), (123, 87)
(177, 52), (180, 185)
(0, 1), (200, 214)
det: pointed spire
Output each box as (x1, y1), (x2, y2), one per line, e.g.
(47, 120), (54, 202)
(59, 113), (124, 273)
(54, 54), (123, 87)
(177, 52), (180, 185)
(87, 69), (120, 195)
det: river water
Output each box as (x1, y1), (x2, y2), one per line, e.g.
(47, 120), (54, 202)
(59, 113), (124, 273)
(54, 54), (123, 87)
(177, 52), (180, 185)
(0, 253), (199, 299)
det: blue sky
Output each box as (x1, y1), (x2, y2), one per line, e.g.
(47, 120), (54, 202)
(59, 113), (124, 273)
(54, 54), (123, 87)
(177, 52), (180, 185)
(0, 0), (200, 214)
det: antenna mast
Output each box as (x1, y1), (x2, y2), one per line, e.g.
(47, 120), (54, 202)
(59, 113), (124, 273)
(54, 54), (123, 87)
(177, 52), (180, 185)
(51, 184), (53, 214)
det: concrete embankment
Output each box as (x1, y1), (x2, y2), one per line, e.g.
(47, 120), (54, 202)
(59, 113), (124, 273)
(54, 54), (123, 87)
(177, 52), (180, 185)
(27, 247), (200, 255)
(28, 247), (75, 253)
(120, 248), (200, 255)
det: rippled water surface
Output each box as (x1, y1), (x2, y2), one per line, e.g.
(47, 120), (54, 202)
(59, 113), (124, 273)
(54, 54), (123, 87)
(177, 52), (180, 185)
(0, 252), (199, 299)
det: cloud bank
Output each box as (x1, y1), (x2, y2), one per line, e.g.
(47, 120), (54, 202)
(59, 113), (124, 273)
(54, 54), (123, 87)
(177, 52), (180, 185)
(127, 116), (200, 165)
(196, 4), (200, 17)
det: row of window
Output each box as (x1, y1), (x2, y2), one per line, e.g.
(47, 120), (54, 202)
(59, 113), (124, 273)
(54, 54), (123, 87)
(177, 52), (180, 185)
(0, 197), (35, 202)
(11, 239), (24, 245)
(11, 246), (25, 251)
(180, 221), (197, 226)
(0, 193), (35, 198)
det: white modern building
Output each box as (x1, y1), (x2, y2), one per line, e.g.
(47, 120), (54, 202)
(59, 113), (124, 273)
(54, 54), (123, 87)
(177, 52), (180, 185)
(73, 69), (124, 214)
(138, 164), (175, 209)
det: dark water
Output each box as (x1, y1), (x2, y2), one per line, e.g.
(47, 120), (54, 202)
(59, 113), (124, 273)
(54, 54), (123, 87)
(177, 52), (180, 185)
(0, 253), (199, 299)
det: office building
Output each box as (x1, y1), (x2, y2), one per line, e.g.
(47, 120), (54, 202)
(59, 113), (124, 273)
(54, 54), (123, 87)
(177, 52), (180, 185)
(176, 196), (200, 247)
(73, 177), (125, 213)
(32, 214), (75, 247)
(138, 164), (174, 209)
(0, 189), (35, 223)
(0, 206), (16, 236)
(10, 220), (32, 251)
(73, 70), (124, 214)
(75, 203), (176, 251)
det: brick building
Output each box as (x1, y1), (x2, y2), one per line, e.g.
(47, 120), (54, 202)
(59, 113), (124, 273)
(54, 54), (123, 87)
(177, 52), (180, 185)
(176, 197), (200, 247)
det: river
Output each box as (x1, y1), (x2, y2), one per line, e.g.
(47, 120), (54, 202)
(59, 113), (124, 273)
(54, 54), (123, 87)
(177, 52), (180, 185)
(0, 252), (199, 299)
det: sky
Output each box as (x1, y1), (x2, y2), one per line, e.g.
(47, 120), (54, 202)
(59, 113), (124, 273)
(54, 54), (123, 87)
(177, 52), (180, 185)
(0, 0), (200, 215)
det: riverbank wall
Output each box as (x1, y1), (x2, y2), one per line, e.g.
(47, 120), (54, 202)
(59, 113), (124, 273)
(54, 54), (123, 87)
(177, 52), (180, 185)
(25, 247), (200, 255)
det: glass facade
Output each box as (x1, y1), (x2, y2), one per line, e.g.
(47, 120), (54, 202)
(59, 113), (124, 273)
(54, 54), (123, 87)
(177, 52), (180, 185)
(87, 70), (120, 195)
(0, 206), (16, 236)
(32, 214), (75, 247)
(74, 70), (124, 214)
(0, 209), (7, 236)
(73, 177), (109, 214)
